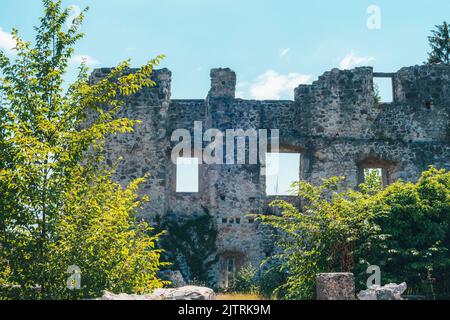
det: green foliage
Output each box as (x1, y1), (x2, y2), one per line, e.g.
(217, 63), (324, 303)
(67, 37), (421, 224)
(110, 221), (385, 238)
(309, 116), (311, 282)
(373, 83), (381, 104)
(258, 260), (288, 299)
(158, 213), (218, 287)
(259, 167), (450, 300)
(0, 263), (12, 290)
(0, 0), (166, 299)
(427, 21), (450, 65)
(361, 168), (383, 193)
(226, 262), (287, 299)
(362, 167), (450, 298)
(231, 265), (260, 295)
(46, 170), (169, 299)
(257, 176), (380, 300)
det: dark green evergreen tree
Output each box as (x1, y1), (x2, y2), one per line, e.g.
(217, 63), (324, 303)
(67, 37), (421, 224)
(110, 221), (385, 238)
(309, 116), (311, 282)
(427, 21), (450, 65)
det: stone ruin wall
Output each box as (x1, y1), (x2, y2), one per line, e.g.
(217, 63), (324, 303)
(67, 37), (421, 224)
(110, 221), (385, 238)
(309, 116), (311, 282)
(89, 64), (450, 287)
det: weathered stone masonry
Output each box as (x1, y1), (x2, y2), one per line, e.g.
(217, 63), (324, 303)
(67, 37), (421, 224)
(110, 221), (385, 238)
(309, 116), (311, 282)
(90, 65), (450, 287)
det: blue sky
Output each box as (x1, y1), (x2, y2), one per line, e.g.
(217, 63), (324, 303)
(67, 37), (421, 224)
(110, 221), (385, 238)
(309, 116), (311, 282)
(266, 153), (300, 196)
(1, 0), (449, 100)
(1, 0), (447, 193)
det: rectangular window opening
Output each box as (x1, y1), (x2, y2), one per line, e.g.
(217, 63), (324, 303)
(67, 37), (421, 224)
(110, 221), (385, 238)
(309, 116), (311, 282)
(373, 77), (393, 103)
(265, 153), (301, 196)
(176, 157), (199, 193)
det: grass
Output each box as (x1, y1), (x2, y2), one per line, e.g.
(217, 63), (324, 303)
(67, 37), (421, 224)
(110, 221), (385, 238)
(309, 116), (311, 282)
(216, 293), (267, 300)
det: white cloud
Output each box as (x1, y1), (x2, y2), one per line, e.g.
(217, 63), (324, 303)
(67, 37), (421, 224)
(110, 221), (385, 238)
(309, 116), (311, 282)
(339, 51), (375, 70)
(0, 27), (16, 54)
(69, 54), (99, 66)
(279, 48), (290, 57)
(249, 70), (312, 100)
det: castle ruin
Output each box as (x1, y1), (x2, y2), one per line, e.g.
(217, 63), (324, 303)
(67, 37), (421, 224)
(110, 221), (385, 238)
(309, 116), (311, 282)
(90, 64), (450, 288)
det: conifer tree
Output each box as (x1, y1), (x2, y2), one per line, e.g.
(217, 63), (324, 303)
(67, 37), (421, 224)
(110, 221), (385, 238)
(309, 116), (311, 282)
(427, 21), (450, 65)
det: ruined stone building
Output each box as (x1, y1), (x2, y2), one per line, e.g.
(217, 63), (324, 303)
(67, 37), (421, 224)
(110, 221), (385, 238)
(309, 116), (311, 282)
(90, 64), (450, 288)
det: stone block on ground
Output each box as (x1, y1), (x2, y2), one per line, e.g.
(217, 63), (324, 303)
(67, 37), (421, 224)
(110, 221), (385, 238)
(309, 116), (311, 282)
(316, 273), (355, 300)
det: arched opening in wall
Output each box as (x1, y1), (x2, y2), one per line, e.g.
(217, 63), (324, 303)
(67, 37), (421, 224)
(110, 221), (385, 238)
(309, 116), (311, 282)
(222, 252), (245, 289)
(357, 158), (397, 187)
(264, 147), (302, 196)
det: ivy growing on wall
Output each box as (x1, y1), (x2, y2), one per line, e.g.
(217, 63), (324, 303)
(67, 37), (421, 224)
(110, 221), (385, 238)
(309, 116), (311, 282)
(157, 211), (219, 287)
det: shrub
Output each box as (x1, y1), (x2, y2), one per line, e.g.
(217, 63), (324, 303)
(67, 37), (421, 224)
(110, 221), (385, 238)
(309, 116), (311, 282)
(232, 265), (260, 295)
(158, 213), (218, 287)
(360, 167), (450, 298)
(257, 175), (380, 299)
(259, 167), (450, 300)
(259, 260), (288, 299)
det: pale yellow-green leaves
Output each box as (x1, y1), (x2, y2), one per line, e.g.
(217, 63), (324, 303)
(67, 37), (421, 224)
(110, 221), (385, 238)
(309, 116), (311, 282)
(0, 0), (167, 299)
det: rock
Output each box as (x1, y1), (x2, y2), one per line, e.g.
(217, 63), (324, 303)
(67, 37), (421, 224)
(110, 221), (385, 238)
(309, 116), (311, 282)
(376, 288), (397, 300)
(100, 291), (160, 300)
(316, 273), (355, 300)
(357, 288), (378, 300)
(99, 286), (216, 301)
(357, 282), (407, 300)
(384, 282), (407, 296)
(153, 286), (216, 300)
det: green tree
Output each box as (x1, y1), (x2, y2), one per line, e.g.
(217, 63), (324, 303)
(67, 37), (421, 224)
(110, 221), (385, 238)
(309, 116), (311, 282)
(427, 21), (450, 65)
(365, 167), (450, 299)
(0, 0), (166, 299)
(259, 167), (450, 300)
(257, 176), (381, 300)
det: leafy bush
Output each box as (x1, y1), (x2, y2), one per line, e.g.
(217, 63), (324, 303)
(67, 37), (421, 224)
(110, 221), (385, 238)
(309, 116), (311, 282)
(259, 260), (289, 299)
(259, 167), (450, 300)
(222, 260), (287, 299)
(360, 167), (450, 298)
(258, 175), (381, 299)
(232, 265), (260, 295)
(158, 213), (218, 287)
